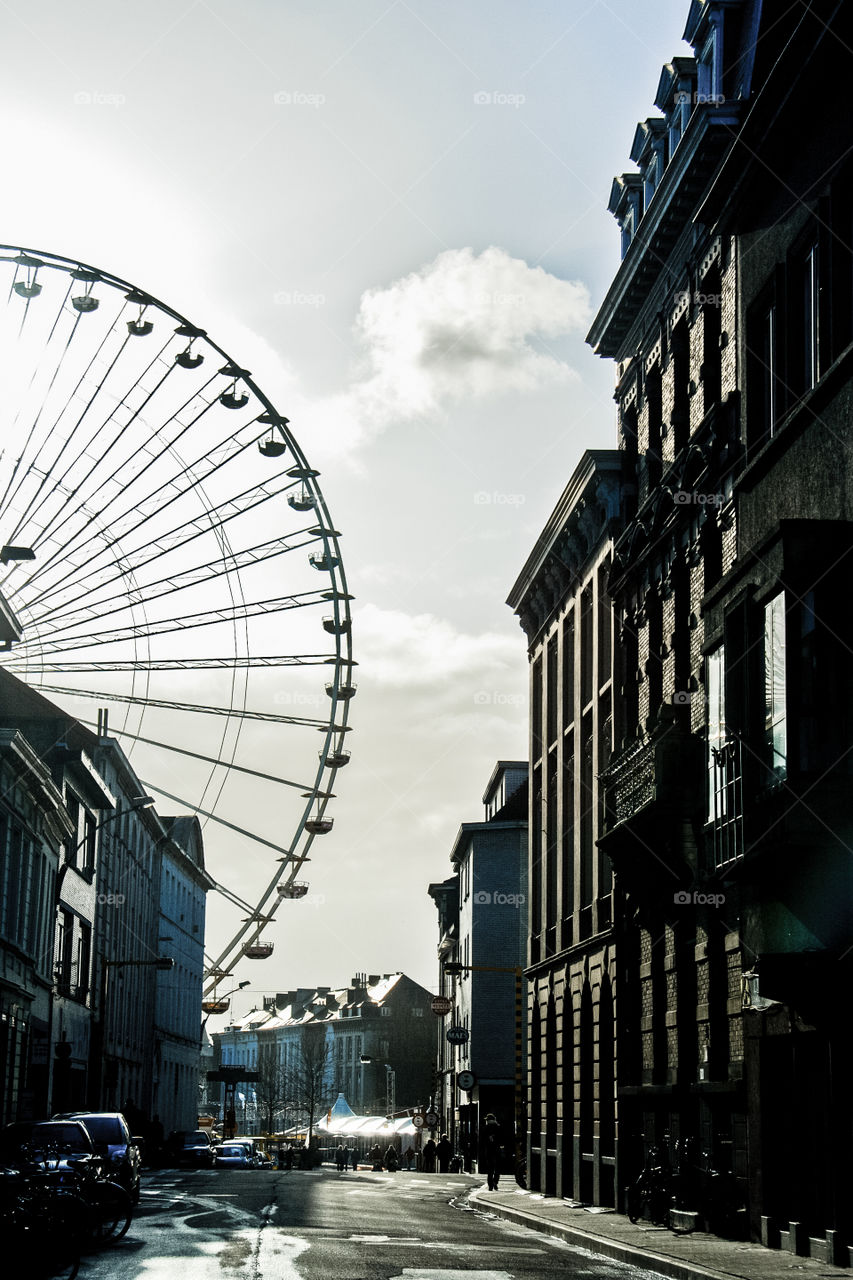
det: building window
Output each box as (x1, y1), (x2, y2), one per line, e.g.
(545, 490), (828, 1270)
(802, 243), (819, 391)
(546, 634), (558, 746)
(77, 922), (91, 1001)
(761, 303), (778, 435)
(764, 593), (787, 784)
(562, 611), (575, 727)
(707, 646), (726, 822)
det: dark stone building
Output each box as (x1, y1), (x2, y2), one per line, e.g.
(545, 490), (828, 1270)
(583, 0), (853, 1264)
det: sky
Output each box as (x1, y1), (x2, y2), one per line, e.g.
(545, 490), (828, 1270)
(0, 0), (693, 1013)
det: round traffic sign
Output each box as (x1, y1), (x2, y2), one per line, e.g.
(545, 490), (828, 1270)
(457, 1070), (475, 1092)
(412, 1113), (425, 1128)
(431, 994), (453, 1016)
(424, 1110), (439, 1127)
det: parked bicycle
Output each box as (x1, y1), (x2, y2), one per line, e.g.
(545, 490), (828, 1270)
(0, 1166), (82, 1279)
(9, 1141), (133, 1246)
(671, 1138), (745, 1237)
(626, 1144), (672, 1227)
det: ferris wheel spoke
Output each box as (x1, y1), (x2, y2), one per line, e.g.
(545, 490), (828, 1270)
(2, 336), (198, 556)
(16, 591), (335, 656)
(142, 781), (310, 860)
(74, 718), (329, 795)
(28, 530), (325, 637)
(6, 382), (225, 588)
(28, 681), (344, 728)
(28, 472), (302, 618)
(0, 280), (118, 518)
(10, 418), (271, 604)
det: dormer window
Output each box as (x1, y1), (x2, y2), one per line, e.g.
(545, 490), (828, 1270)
(643, 154), (658, 209)
(621, 209), (634, 258)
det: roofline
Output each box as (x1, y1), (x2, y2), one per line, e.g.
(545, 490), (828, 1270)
(506, 450), (621, 609)
(450, 819), (528, 865)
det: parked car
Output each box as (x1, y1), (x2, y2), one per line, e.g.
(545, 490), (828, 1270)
(214, 1143), (254, 1170)
(228, 1139), (260, 1167)
(0, 1119), (94, 1170)
(168, 1129), (217, 1168)
(53, 1111), (142, 1202)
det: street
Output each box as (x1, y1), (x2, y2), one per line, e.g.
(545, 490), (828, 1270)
(76, 1167), (668, 1279)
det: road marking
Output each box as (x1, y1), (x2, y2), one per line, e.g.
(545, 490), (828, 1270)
(391, 1272), (515, 1279)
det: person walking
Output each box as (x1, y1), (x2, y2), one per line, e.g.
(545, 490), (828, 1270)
(436, 1133), (452, 1173)
(422, 1136), (437, 1172)
(385, 1144), (398, 1172)
(350, 1145), (359, 1171)
(403, 1146), (415, 1171)
(481, 1113), (502, 1190)
(336, 1144), (346, 1171)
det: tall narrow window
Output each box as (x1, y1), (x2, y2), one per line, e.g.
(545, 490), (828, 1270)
(803, 244), (819, 391)
(707, 646), (726, 822)
(532, 658), (543, 762)
(762, 304), (777, 435)
(764, 593), (787, 783)
(580, 587), (593, 708)
(562, 613), (575, 727)
(547, 635), (558, 746)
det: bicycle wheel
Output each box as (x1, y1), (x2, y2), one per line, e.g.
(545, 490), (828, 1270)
(83, 1180), (133, 1243)
(14, 1194), (84, 1278)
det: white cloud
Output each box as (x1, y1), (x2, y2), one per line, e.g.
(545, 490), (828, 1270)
(301, 246), (591, 455)
(354, 601), (521, 689)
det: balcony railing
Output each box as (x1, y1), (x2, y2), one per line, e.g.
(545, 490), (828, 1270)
(603, 737), (656, 827)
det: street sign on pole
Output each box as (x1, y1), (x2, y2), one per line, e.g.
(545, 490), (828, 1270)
(457, 1070), (475, 1092)
(424, 1109), (439, 1127)
(412, 1113), (425, 1129)
(431, 995), (453, 1016)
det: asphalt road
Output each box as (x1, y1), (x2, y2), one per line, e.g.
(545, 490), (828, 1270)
(77, 1166), (667, 1279)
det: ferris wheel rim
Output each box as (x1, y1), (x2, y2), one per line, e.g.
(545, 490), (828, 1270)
(0, 242), (355, 989)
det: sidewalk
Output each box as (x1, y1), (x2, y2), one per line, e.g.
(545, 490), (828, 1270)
(470, 1184), (846, 1280)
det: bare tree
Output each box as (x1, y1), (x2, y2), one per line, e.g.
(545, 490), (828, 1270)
(288, 1023), (332, 1147)
(255, 1042), (289, 1134)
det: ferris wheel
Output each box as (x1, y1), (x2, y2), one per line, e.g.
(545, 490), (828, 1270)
(0, 245), (354, 998)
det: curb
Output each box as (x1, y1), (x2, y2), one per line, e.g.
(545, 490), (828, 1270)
(469, 1189), (742, 1280)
